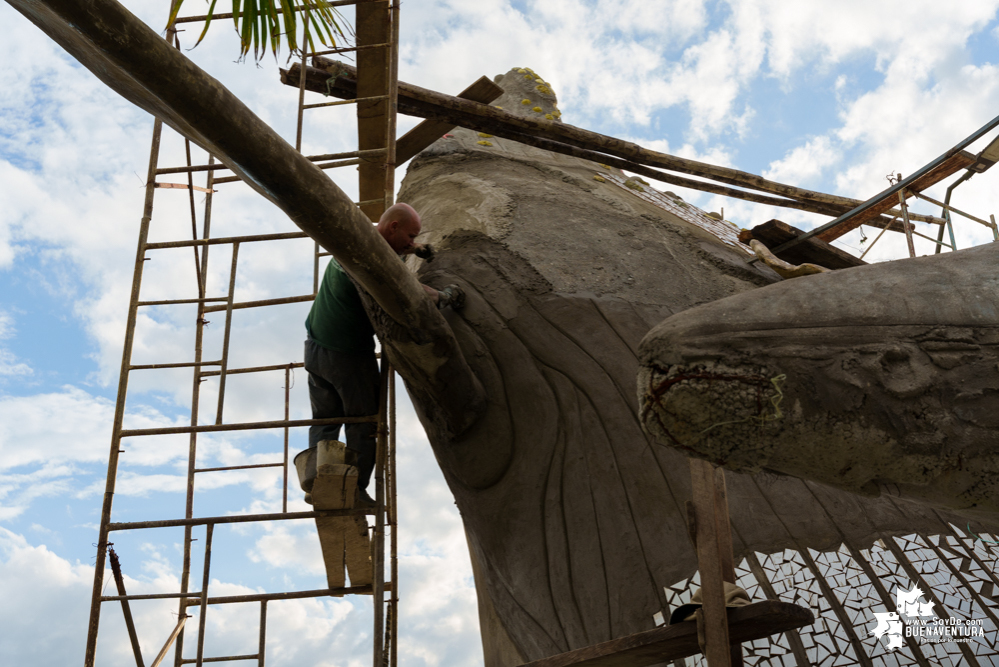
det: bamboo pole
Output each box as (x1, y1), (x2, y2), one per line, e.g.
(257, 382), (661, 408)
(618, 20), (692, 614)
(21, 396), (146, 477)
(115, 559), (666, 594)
(294, 60), (946, 227)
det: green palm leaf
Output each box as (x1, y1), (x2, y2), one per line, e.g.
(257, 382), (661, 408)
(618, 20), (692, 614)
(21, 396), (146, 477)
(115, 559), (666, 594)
(168, 0), (349, 61)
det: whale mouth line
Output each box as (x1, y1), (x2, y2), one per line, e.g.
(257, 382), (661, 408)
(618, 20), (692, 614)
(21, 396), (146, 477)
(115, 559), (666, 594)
(640, 362), (786, 465)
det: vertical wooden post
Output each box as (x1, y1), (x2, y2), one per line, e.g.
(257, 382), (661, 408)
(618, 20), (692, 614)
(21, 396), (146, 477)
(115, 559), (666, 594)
(897, 189), (917, 258)
(689, 458), (744, 667)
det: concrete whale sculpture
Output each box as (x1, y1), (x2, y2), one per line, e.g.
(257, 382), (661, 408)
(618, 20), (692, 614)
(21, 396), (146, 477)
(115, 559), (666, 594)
(638, 241), (999, 519)
(396, 68), (999, 664)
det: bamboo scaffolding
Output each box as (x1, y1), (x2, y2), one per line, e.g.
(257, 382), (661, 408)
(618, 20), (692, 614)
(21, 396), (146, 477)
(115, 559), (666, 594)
(87, 6), (401, 667)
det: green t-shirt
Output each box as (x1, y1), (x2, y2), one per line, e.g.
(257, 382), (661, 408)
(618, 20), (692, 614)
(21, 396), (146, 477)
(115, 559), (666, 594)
(306, 259), (376, 353)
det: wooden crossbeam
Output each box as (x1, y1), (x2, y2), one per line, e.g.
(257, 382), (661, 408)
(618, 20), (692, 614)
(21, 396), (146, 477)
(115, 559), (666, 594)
(740, 220), (867, 270)
(279, 61), (944, 228)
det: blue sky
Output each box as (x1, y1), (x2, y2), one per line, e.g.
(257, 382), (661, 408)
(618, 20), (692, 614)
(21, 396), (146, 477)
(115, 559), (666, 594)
(2, 0), (999, 665)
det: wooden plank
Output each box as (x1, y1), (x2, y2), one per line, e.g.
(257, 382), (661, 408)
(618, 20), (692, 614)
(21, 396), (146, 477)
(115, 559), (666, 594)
(395, 75), (504, 164)
(313, 463), (371, 588)
(345, 515), (373, 586)
(354, 0), (391, 221)
(316, 515), (347, 589)
(689, 459), (732, 667)
(740, 219), (867, 270)
(816, 150), (975, 241)
(517, 601), (813, 667)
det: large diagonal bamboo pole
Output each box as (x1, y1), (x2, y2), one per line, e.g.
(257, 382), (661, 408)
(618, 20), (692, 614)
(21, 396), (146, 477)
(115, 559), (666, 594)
(7, 0), (486, 440)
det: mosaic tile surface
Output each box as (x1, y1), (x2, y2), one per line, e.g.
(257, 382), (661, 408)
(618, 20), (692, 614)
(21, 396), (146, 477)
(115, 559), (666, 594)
(660, 530), (999, 666)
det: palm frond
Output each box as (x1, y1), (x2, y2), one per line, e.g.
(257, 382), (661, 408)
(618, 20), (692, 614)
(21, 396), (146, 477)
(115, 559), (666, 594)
(168, 0), (350, 61)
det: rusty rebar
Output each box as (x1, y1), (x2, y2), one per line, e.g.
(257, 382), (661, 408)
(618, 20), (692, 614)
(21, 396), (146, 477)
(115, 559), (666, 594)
(201, 362), (304, 378)
(156, 148), (386, 175)
(145, 232), (308, 250)
(109, 508), (371, 531)
(185, 584), (389, 606)
(372, 358), (390, 667)
(181, 655), (259, 664)
(310, 42), (390, 56)
(129, 360), (221, 371)
(109, 547), (146, 667)
(103, 592), (202, 602)
(194, 463), (283, 473)
(120, 415), (376, 438)
(202, 294), (314, 314)
(184, 139), (204, 292)
(258, 601), (267, 667)
(283, 366), (291, 513)
(898, 189), (917, 258)
(195, 524), (214, 667)
(214, 242), (239, 424)
(177, 149), (216, 667)
(389, 368), (398, 667)
(137, 297), (228, 307)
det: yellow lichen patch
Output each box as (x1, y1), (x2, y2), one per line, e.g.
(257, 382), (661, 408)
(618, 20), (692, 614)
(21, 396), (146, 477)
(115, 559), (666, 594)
(495, 106), (503, 109)
(599, 163), (612, 170)
(545, 113), (554, 120)
(477, 133), (493, 138)
(532, 106), (543, 112)
(535, 78), (543, 83)
(536, 85), (552, 95)
(516, 68), (527, 74)
(553, 110), (562, 118)
(624, 179), (645, 192)
(593, 175), (606, 183)
(521, 99), (531, 105)
(524, 75), (534, 80)
(476, 140), (494, 147)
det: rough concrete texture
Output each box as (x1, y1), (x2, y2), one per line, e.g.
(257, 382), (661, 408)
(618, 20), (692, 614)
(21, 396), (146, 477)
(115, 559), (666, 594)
(639, 241), (999, 518)
(397, 69), (997, 666)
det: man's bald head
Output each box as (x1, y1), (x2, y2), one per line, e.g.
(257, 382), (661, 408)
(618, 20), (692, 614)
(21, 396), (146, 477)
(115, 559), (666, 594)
(377, 203), (422, 255)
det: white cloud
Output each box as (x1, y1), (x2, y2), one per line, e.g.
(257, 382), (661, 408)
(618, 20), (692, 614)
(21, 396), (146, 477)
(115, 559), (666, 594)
(0, 310), (31, 378)
(5, 1), (999, 666)
(763, 136), (842, 185)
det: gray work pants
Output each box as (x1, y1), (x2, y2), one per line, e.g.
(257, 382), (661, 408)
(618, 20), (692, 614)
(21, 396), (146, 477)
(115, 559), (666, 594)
(304, 337), (379, 490)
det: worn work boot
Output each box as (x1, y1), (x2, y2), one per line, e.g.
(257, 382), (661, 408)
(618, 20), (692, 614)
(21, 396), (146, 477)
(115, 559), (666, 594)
(294, 440), (347, 496)
(355, 487), (377, 510)
(638, 242), (999, 519)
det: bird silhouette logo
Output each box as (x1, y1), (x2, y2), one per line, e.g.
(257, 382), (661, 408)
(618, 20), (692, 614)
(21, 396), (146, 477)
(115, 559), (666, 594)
(870, 583), (936, 651)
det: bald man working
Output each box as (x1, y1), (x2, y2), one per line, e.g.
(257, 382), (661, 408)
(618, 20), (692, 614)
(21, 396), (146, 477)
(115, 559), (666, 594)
(301, 203), (463, 507)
